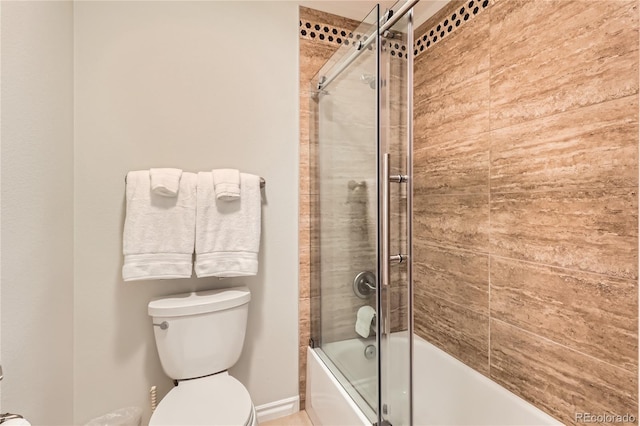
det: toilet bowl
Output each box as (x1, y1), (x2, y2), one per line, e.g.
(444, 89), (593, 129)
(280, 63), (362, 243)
(148, 287), (255, 426)
(1, 416), (31, 426)
(149, 373), (256, 426)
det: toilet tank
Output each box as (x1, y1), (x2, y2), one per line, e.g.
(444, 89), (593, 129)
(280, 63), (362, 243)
(148, 287), (251, 380)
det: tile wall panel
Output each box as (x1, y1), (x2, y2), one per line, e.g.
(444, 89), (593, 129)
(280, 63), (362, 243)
(491, 320), (638, 425)
(413, 0), (638, 423)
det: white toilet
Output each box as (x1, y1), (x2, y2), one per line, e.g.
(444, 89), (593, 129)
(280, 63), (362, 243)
(147, 286), (257, 426)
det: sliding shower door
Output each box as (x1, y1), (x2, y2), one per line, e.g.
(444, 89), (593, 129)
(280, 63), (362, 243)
(311, 5), (380, 422)
(378, 8), (413, 426)
(309, 2), (413, 425)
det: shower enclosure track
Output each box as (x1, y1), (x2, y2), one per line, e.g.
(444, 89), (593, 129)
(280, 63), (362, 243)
(317, 0), (420, 91)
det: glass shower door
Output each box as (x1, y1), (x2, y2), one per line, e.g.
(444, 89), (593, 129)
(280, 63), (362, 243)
(311, 5), (380, 422)
(309, 2), (413, 424)
(378, 5), (413, 426)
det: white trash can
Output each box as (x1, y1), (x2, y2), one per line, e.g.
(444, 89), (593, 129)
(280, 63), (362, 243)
(84, 407), (142, 426)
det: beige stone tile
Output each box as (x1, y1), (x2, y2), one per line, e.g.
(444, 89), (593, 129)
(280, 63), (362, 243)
(299, 260), (310, 300)
(414, 193), (490, 252)
(299, 36), (342, 76)
(490, 188), (638, 279)
(414, 70), (490, 145)
(415, 293), (489, 375)
(411, 0), (639, 420)
(298, 342), (307, 397)
(310, 294), (321, 344)
(300, 7), (361, 35)
(491, 96), (639, 193)
(414, 0), (465, 39)
(490, 0), (639, 129)
(491, 257), (638, 373)
(390, 284), (408, 333)
(299, 297), (310, 339)
(321, 292), (365, 343)
(414, 242), (489, 315)
(414, 131), (489, 195)
(260, 410), (313, 426)
(298, 297), (310, 407)
(490, 320), (638, 425)
(299, 194), (311, 300)
(299, 141), (310, 197)
(414, 8), (489, 100)
(414, 0), (490, 59)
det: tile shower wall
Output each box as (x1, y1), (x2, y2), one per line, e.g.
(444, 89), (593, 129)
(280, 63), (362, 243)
(413, 0), (638, 424)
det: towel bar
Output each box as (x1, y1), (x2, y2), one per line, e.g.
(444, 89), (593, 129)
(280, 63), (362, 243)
(125, 174), (265, 188)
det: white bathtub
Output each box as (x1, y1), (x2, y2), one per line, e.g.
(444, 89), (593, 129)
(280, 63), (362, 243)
(306, 333), (562, 425)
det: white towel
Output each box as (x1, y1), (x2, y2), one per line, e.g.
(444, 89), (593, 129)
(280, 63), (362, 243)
(212, 168), (240, 201)
(355, 305), (376, 338)
(122, 170), (196, 281)
(150, 168), (182, 197)
(195, 172), (261, 277)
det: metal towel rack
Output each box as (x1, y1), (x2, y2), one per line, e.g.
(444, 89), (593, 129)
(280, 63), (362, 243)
(125, 173), (265, 188)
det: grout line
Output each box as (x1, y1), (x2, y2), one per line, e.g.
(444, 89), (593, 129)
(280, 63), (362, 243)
(487, 92), (640, 134)
(488, 252), (638, 282)
(490, 185), (640, 196)
(411, 183), (638, 198)
(491, 318), (638, 376)
(413, 185), (639, 199)
(415, 239), (638, 283)
(487, 0), (493, 377)
(416, 288), (489, 318)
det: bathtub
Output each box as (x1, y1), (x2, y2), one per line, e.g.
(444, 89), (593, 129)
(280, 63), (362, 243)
(306, 332), (562, 425)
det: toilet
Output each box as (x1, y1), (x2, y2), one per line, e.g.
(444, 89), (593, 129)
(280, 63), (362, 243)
(147, 286), (256, 426)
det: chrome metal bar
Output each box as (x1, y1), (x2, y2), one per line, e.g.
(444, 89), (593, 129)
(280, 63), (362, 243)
(390, 254), (407, 263)
(125, 174), (265, 188)
(317, 32), (377, 91)
(406, 7), (415, 426)
(318, 0), (420, 91)
(153, 321), (169, 330)
(379, 0), (419, 35)
(381, 153), (391, 289)
(389, 174), (409, 183)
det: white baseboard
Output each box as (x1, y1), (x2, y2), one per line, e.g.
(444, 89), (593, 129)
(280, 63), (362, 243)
(255, 395), (300, 423)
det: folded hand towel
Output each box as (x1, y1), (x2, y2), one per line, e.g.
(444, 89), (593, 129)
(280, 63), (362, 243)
(355, 305), (376, 338)
(195, 172), (261, 277)
(123, 170), (197, 281)
(212, 169), (240, 201)
(150, 168), (183, 197)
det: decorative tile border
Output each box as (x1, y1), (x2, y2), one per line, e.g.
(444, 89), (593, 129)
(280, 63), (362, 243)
(299, 20), (364, 46)
(299, 20), (409, 59)
(382, 38), (410, 59)
(414, 0), (490, 57)
(301, 0), (491, 60)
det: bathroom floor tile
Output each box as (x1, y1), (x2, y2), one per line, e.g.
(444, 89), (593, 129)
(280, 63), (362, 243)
(261, 410), (313, 426)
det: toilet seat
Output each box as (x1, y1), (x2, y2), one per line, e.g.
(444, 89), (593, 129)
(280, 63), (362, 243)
(149, 372), (254, 426)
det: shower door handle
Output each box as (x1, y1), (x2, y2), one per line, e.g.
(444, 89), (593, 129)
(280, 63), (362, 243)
(381, 153), (391, 290)
(380, 152), (392, 341)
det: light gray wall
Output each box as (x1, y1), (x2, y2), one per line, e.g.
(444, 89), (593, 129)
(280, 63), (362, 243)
(73, 2), (299, 424)
(1, 1), (75, 424)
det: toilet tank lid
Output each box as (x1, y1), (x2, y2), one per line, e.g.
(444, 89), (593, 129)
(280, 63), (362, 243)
(148, 287), (251, 317)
